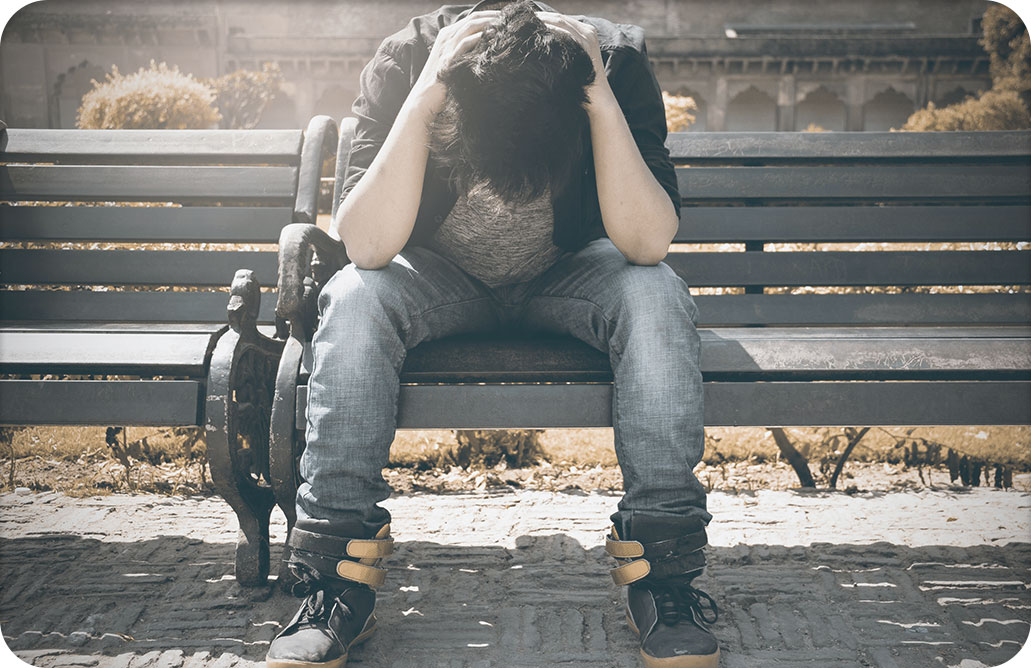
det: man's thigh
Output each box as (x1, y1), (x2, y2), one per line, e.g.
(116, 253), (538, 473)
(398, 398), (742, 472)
(516, 236), (698, 346)
(318, 244), (506, 348)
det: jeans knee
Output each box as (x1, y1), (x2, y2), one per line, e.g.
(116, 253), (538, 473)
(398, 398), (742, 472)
(319, 262), (402, 320)
(611, 263), (699, 327)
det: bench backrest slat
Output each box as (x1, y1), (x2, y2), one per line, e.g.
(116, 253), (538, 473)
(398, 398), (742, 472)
(675, 164), (1030, 200)
(665, 131), (1031, 159)
(693, 294), (1031, 326)
(675, 205), (1031, 243)
(1, 249), (278, 286)
(0, 290), (277, 324)
(1, 129), (304, 161)
(1, 206), (294, 243)
(3, 165), (299, 203)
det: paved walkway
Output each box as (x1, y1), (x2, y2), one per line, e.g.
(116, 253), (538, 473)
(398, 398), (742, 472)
(1, 488), (1029, 668)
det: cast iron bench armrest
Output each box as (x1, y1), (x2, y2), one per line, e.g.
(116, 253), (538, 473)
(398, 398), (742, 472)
(275, 223), (348, 340)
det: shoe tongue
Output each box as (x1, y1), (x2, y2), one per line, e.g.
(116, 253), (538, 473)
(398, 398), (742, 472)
(625, 515), (706, 543)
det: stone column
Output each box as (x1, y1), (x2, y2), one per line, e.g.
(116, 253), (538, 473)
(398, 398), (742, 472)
(845, 77), (865, 131)
(777, 75), (796, 131)
(711, 75), (728, 131)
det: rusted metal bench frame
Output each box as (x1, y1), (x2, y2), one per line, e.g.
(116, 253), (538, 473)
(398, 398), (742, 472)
(0, 117), (338, 586)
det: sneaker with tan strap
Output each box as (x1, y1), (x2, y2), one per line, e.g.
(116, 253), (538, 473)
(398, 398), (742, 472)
(266, 524), (393, 668)
(606, 516), (720, 668)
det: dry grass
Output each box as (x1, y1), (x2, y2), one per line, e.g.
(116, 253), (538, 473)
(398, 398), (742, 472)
(3, 424), (1028, 497)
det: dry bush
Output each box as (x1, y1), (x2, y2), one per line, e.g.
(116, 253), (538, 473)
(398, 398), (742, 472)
(77, 61), (221, 129)
(900, 4), (1030, 131)
(900, 88), (1030, 131)
(982, 2), (1031, 109)
(663, 91), (697, 132)
(203, 62), (283, 129)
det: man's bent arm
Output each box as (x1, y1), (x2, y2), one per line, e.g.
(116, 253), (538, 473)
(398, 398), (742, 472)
(540, 14), (680, 266)
(333, 87), (437, 270)
(587, 81), (679, 266)
(334, 12), (499, 270)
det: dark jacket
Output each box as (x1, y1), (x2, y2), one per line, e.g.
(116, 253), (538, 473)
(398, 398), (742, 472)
(340, 0), (681, 254)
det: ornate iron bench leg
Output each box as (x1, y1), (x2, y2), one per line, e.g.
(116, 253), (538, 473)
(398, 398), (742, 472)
(206, 269), (285, 587)
(270, 332), (306, 592)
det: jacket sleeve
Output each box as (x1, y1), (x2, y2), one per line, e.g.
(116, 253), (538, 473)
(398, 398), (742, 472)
(339, 44), (412, 205)
(605, 40), (681, 220)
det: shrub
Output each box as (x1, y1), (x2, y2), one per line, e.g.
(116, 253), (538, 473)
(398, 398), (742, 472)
(203, 62), (283, 129)
(77, 61), (221, 129)
(900, 4), (1030, 131)
(900, 88), (1031, 131)
(981, 3), (1031, 109)
(663, 91), (697, 132)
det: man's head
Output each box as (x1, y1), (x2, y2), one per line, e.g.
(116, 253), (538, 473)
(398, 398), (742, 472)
(428, 0), (596, 204)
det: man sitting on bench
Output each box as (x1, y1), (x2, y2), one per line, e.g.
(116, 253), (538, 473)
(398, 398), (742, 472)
(266, 2), (719, 667)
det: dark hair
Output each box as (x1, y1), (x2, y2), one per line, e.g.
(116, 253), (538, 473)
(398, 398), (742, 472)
(427, 0), (596, 205)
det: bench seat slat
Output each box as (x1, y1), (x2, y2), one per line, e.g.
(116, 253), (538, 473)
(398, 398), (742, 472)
(293, 381), (1031, 428)
(0, 291), (277, 324)
(675, 165), (1031, 200)
(665, 131), (1031, 161)
(2, 129), (304, 161)
(388, 328), (1031, 383)
(1, 165), (299, 202)
(0, 206), (294, 243)
(0, 380), (202, 426)
(0, 330), (222, 376)
(674, 205), (1031, 243)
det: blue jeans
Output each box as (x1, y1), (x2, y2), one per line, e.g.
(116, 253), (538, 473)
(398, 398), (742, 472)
(296, 237), (711, 538)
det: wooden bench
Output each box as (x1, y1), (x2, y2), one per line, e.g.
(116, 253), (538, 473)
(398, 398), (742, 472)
(0, 117), (338, 586)
(282, 125), (1028, 585)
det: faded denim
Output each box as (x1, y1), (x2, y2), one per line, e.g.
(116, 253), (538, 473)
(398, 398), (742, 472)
(296, 237), (711, 538)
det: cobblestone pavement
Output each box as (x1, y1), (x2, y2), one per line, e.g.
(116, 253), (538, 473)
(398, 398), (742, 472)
(1, 488), (1029, 668)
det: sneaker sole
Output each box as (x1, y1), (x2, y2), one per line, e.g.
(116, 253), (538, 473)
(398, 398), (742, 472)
(265, 618), (378, 668)
(627, 610), (720, 668)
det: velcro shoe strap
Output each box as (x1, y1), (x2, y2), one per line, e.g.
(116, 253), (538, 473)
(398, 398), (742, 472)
(641, 528), (707, 562)
(288, 526), (392, 560)
(610, 558), (651, 586)
(347, 537), (394, 561)
(606, 536), (645, 559)
(647, 550), (707, 581)
(335, 559), (388, 588)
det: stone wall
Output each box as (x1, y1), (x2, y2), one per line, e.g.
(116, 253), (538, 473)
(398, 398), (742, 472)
(0, 0), (994, 130)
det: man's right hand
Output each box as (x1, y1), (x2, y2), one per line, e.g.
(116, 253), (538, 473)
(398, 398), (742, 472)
(413, 11), (501, 114)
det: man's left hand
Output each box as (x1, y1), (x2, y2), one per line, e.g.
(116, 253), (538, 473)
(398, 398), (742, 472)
(536, 12), (607, 94)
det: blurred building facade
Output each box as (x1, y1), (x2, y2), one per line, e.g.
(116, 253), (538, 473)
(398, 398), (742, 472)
(1, 0), (994, 131)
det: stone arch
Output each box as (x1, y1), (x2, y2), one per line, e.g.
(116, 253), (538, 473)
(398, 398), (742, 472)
(52, 60), (107, 128)
(795, 86), (846, 131)
(863, 87), (915, 131)
(726, 85), (776, 131)
(671, 86), (707, 132)
(312, 84), (354, 121)
(255, 91), (299, 129)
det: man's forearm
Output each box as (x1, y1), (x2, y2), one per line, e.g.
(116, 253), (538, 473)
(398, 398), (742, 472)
(587, 84), (679, 266)
(333, 89), (438, 270)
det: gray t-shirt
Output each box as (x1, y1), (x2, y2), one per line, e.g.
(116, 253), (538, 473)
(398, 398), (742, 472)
(425, 182), (567, 288)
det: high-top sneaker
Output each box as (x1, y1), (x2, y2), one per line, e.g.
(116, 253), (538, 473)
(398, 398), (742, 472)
(266, 524), (393, 668)
(606, 516), (720, 668)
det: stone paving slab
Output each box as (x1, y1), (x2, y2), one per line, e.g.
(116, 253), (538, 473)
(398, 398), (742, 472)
(0, 488), (1029, 667)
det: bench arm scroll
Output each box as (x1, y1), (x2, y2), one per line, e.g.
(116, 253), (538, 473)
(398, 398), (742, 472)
(275, 223), (348, 339)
